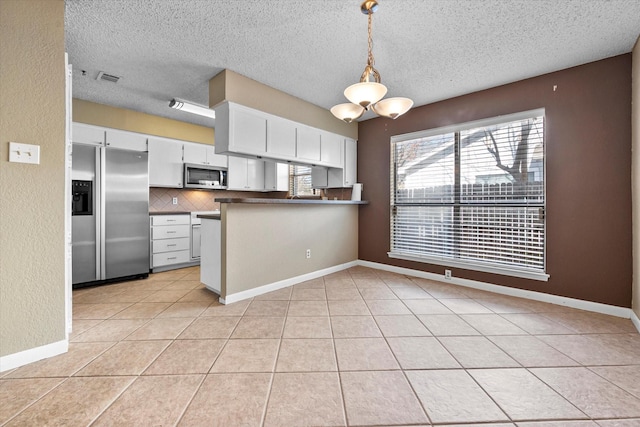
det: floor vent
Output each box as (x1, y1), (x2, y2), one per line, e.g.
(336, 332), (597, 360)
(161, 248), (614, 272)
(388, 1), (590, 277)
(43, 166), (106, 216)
(96, 71), (120, 83)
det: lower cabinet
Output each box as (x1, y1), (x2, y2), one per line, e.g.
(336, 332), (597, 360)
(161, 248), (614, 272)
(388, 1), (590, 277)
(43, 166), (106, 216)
(150, 214), (194, 271)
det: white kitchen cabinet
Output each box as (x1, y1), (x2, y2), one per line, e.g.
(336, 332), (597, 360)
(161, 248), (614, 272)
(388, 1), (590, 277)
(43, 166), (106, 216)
(320, 131), (343, 168)
(105, 129), (148, 152)
(214, 102), (267, 157)
(72, 123), (104, 146)
(148, 137), (184, 188)
(232, 107), (267, 155)
(200, 218), (221, 295)
(150, 214), (192, 270)
(183, 141), (227, 167)
(264, 162), (289, 191)
(227, 156), (265, 191)
(312, 137), (357, 188)
(296, 125), (321, 163)
(267, 117), (297, 159)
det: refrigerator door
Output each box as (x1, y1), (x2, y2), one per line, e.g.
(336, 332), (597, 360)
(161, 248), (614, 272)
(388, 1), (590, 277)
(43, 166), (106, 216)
(71, 144), (99, 284)
(103, 148), (149, 280)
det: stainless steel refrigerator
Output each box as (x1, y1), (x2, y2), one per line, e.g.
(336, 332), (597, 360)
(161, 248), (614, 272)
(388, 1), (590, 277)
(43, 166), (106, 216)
(71, 143), (149, 287)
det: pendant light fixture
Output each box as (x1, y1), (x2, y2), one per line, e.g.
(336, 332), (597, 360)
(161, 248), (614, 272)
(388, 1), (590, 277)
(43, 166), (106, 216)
(331, 0), (413, 122)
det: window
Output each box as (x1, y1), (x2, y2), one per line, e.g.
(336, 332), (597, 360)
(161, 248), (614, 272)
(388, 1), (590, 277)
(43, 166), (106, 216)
(389, 109), (548, 281)
(289, 165), (315, 197)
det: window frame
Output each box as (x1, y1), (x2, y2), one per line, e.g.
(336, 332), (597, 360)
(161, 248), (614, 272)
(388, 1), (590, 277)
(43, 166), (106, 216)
(388, 109), (549, 281)
(288, 164), (316, 197)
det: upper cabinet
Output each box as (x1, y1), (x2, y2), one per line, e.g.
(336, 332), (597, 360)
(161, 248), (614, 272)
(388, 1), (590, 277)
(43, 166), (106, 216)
(214, 102), (267, 157)
(105, 129), (148, 152)
(72, 123), (105, 146)
(296, 125), (321, 163)
(214, 102), (352, 169)
(232, 108), (268, 156)
(264, 162), (289, 192)
(267, 118), (297, 159)
(227, 156), (265, 191)
(148, 137), (184, 188)
(72, 123), (147, 152)
(183, 142), (227, 167)
(312, 137), (357, 188)
(320, 131), (343, 167)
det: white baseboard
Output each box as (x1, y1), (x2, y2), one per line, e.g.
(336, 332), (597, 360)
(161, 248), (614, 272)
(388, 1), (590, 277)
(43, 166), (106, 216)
(358, 260), (633, 320)
(632, 310), (640, 333)
(0, 339), (68, 373)
(221, 261), (359, 304)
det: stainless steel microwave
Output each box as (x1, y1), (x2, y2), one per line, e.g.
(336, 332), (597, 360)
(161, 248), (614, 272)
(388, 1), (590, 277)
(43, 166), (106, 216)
(184, 163), (228, 190)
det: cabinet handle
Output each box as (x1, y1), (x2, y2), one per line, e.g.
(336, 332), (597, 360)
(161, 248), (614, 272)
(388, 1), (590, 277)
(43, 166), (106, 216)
(167, 257), (177, 260)
(167, 244), (176, 247)
(167, 231), (176, 234)
(166, 219), (176, 222)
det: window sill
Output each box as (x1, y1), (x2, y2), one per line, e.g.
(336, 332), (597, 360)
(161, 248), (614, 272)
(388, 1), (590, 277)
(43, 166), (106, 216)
(387, 252), (550, 282)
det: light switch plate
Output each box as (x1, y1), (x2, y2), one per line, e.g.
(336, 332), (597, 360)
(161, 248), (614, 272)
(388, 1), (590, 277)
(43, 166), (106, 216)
(9, 142), (40, 164)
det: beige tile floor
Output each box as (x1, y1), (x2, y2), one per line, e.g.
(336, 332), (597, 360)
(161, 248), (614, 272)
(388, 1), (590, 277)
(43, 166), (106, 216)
(2, 265), (640, 426)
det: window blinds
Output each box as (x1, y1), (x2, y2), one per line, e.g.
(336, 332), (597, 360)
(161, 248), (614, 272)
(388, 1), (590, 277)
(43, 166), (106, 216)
(390, 112), (546, 276)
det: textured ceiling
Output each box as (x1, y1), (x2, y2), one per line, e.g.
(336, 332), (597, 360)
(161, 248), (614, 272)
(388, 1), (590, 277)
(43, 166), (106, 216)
(65, 0), (640, 128)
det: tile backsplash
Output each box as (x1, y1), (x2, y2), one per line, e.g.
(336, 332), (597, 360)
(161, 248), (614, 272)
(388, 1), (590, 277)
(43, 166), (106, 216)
(149, 187), (354, 213)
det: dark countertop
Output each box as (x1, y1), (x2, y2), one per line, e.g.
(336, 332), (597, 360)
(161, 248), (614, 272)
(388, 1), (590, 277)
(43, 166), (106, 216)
(215, 198), (368, 205)
(149, 211), (190, 215)
(197, 214), (221, 220)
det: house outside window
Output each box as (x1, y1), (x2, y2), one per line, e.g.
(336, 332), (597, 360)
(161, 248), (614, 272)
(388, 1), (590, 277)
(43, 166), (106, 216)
(389, 109), (548, 281)
(289, 165), (315, 197)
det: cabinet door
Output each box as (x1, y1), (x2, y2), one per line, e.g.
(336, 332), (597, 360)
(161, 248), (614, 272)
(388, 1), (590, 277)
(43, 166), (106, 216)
(105, 129), (147, 151)
(205, 146), (228, 167)
(183, 142), (208, 165)
(296, 125), (321, 162)
(267, 117), (297, 158)
(311, 166), (328, 188)
(246, 158), (265, 191)
(72, 123), (104, 146)
(231, 107), (267, 155)
(227, 156), (248, 190)
(265, 162), (289, 191)
(327, 138), (357, 188)
(321, 131), (343, 167)
(148, 138), (184, 188)
(344, 138), (357, 186)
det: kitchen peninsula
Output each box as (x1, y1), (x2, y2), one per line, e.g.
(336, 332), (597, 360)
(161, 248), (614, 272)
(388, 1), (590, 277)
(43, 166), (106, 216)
(199, 198), (367, 303)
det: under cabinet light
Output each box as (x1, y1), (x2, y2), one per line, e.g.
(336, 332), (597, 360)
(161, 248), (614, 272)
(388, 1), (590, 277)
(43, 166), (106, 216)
(169, 99), (215, 119)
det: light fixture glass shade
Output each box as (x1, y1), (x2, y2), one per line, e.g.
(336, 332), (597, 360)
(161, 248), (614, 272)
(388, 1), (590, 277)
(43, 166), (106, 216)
(344, 81), (387, 108)
(371, 97), (414, 119)
(169, 99), (216, 119)
(330, 103), (366, 123)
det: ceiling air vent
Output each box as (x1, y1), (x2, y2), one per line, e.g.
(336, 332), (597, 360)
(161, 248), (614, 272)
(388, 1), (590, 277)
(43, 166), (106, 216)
(96, 71), (121, 83)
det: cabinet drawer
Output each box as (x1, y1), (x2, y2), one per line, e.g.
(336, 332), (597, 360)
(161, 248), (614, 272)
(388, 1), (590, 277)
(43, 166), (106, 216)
(152, 224), (190, 239)
(151, 215), (190, 226)
(152, 237), (190, 254)
(152, 250), (191, 267)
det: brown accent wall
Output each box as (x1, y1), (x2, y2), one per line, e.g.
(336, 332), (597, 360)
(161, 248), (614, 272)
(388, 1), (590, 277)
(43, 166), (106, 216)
(358, 55), (633, 308)
(632, 37), (640, 318)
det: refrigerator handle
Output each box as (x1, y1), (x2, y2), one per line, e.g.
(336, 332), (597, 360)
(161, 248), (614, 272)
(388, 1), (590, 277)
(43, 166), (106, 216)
(98, 147), (107, 280)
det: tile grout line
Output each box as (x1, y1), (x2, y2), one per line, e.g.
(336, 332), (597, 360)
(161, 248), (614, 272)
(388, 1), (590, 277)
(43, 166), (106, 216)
(258, 293), (291, 426)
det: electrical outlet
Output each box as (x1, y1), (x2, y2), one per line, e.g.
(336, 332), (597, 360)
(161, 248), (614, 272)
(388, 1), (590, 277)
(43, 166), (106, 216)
(172, 197), (178, 205)
(306, 249), (311, 259)
(444, 269), (452, 280)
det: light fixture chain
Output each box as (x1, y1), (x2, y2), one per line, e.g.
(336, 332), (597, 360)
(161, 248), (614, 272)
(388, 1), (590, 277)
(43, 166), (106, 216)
(367, 12), (374, 68)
